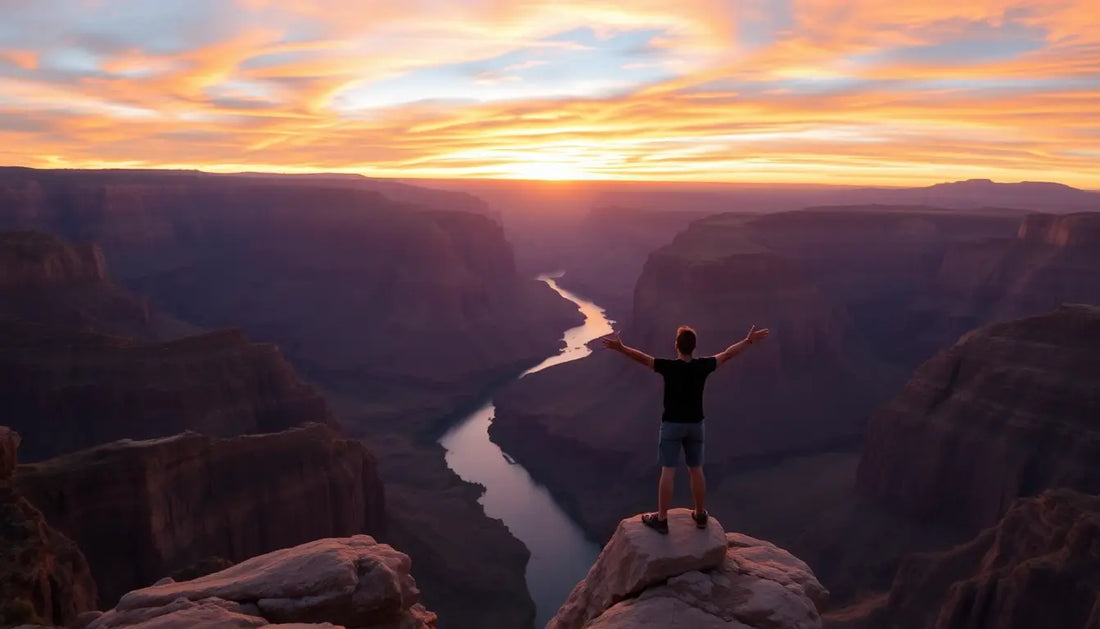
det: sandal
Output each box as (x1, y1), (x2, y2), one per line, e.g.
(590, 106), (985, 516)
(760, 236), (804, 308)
(693, 509), (709, 529)
(642, 513), (669, 534)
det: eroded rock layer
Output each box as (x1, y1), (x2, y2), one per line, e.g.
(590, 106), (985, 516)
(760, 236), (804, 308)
(858, 305), (1100, 530)
(16, 424), (385, 606)
(0, 427), (97, 627)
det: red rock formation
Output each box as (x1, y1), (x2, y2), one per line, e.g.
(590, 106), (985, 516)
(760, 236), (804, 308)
(833, 489), (1100, 629)
(15, 423), (385, 606)
(858, 305), (1100, 530)
(0, 426), (97, 626)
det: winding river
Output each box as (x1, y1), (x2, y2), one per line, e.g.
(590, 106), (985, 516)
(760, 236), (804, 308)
(438, 274), (612, 628)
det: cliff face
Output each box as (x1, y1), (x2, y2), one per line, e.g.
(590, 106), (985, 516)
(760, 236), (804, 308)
(0, 230), (194, 340)
(1, 321), (336, 462)
(0, 427), (97, 626)
(0, 230), (107, 286)
(0, 168), (580, 433)
(549, 510), (828, 629)
(15, 423), (385, 606)
(858, 305), (1100, 530)
(926, 212), (1100, 345)
(831, 489), (1100, 629)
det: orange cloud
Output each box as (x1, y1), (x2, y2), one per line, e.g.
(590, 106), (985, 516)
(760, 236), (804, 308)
(0, 0), (1097, 187)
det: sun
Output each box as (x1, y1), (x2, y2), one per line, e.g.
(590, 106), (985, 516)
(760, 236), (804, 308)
(499, 160), (596, 181)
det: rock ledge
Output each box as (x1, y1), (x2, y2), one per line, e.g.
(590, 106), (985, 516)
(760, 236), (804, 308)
(549, 509), (828, 629)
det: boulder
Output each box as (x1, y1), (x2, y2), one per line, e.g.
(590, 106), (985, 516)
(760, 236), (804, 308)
(550, 509), (728, 629)
(549, 512), (827, 629)
(89, 536), (435, 629)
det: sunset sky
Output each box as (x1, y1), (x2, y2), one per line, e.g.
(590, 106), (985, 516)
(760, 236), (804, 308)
(1, 0), (1098, 186)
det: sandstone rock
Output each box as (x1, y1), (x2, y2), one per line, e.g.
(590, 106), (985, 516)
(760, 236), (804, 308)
(16, 424), (385, 606)
(858, 305), (1100, 530)
(550, 509), (728, 629)
(549, 514), (826, 629)
(0, 427), (98, 627)
(855, 489), (1100, 629)
(89, 536), (434, 629)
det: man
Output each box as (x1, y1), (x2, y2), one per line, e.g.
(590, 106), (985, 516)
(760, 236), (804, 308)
(600, 324), (770, 533)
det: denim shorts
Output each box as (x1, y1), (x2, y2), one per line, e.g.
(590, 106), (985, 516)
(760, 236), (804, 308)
(658, 421), (705, 468)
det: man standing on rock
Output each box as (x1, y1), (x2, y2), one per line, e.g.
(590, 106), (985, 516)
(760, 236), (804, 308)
(600, 325), (770, 534)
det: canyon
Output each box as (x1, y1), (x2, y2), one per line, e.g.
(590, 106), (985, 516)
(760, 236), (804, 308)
(0, 170), (1097, 629)
(490, 206), (1100, 619)
(0, 168), (575, 627)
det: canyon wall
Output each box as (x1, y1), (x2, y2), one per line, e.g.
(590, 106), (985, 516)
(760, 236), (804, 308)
(829, 489), (1100, 629)
(858, 305), (1100, 530)
(0, 427), (97, 626)
(0, 168), (580, 434)
(16, 423), (385, 606)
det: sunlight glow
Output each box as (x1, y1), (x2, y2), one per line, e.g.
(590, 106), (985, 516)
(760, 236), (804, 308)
(0, 0), (1098, 185)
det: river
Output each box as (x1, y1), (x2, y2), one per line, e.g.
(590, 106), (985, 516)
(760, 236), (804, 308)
(438, 273), (612, 628)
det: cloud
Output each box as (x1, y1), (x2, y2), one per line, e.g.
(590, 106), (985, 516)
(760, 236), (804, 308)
(0, 0), (1097, 185)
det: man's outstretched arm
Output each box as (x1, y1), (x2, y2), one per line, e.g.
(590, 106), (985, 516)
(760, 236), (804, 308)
(600, 332), (655, 369)
(714, 326), (770, 367)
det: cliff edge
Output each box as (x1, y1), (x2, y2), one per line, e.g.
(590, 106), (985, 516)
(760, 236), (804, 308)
(549, 509), (828, 629)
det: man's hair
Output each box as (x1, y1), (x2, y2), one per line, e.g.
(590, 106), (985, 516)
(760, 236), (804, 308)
(676, 326), (697, 355)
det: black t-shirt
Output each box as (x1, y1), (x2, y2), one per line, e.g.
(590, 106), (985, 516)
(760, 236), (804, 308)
(653, 357), (718, 423)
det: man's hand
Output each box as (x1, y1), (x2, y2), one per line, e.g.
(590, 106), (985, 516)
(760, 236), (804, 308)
(745, 326), (770, 344)
(714, 325), (771, 366)
(600, 332), (625, 352)
(601, 332), (655, 369)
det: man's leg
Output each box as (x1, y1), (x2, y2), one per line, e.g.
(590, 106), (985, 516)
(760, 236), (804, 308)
(688, 466), (706, 516)
(684, 422), (707, 520)
(658, 466), (676, 520)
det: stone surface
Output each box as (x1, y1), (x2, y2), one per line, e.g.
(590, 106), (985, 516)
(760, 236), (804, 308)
(0, 427), (98, 627)
(549, 515), (826, 629)
(550, 509), (728, 629)
(837, 489), (1100, 629)
(16, 424), (385, 606)
(89, 536), (435, 629)
(858, 305), (1100, 530)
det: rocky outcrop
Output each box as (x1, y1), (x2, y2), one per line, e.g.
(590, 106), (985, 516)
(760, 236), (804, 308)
(15, 424), (385, 606)
(830, 489), (1100, 629)
(88, 535), (436, 629)
(0, 427), (97, 626)
(0, 230), (193, 341)
(0, 321), (336, 462)
(858, 305), (1100, 530)
(0, 230), (107, 287)
(549, 510), (827, 629)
